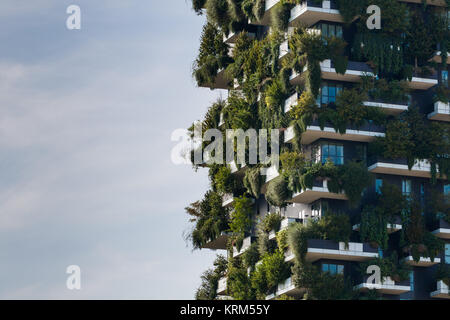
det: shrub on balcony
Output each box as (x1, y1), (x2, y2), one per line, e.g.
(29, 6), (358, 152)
(292, 262), (356, 300)
(242, 242), (260, 271)
(228, 262), (255, 300)
(359, 252), (411, 283)
(266, 175), (291, 207)
(212, 166), (237, 194)
(230, 195), (254, 236)
(261, 212), (283, 233)
(359, 206), (388, 249)
(436, 263), (450, 287)
(196, 255), (228, 300)
(185, 190), (230, 249)
(193, 22), (232, 88)
(251, 249), (290, 298)
(243, 166), (263, 198)
(401, 200), (445, 262)
(287, 212), (351, 262)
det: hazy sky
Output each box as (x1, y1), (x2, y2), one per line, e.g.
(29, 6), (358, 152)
(0, 1), (224, 299)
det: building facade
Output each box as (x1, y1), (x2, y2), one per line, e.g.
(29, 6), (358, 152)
(188, 0), (450, 300)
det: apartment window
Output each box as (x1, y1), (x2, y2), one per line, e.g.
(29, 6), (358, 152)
(321, 143), (344, 165)
(420, 183), (425, 215)
(402, 179), (412, 200)
(317, 23), (343, 40)
(445, 244), (450, 264)
(319, 82), (343, 105)
(375, 179), (383, 195)
(322, 263), (344, 275)
(444, 184), (450, 196)
(410, 271), (414, 292)
(442, 70), (448, 88)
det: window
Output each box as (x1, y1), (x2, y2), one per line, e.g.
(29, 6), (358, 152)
(321, 143), (344, 165)
(322, 263), (344, 275)
(445, 184), (450, 196)
(441, 70), (448, 88)
(410, 271), (414, 292)
(319, 82), (343, 105)
(420, 183), (425, 215)
(402, 179), (412, 199)
(317, 23), (343, 42)
(376, 179), (383, 195)
(445, 244), (450, 264)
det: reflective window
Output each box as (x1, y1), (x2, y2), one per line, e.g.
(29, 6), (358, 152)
(321, 143), (344, 165)
(376, 179), (383, 195)
(322, 263), (344, 275)
(320, 82), (343, 105)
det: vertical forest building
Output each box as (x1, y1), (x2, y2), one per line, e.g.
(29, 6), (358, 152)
(187, 0), (450, 300)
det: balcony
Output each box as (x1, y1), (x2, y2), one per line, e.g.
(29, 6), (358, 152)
(285, 121), (385, 145)
(199, 68), (230, 90)
(363, 101), (408, 115)
(399, 0), (446, 6)
(261, 165), (280, 194)
(233, 236), (253, 257)
(354, 277), (411, 295)
(407, 72), (438, 90)
(284, 92), (298, 113)
(217, 277), (227, 295)
(429, 51), (450, 64)
(202, 232), (231, 250)
(223, 30), (255, 44)
(290, 60), (374, 85)
(428, 101), (450, 122)
(432, 219), (450, 240)
(368, 158), (442, 179)
(279, 39), (289, 59)
(266, 277), (305, 300)
(255, 0), (281, 25)
(269, 217), (303, 240)
(288, 179), (347, 204)
(303, 239), (378, 262)
(430, 281), (450, 299)
(403, 256), (441, 267)
(229, 161), (247, 175)
(289, 0), (344, 27)
(353, 223), (402, 234)
(222, 193), (234, 208)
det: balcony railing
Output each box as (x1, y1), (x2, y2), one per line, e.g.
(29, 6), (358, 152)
(233, 236), (253, 257)
(408, 71), (438, 90)
(430, 281), (450, 299)
(403, 256), (441, 267)
(428, 101), (450, 122)
(269, 217), (303, 240)
(285, 120), (385, 145)
(354, 277), (411, 295)
(368, 157), (443, 179)
(288, 179), (347, 204)
(284, 92), (298, 113)
(265, 277), (305, 300)
(363, 100), (408, 115)
(399, 0), (446, 6)
(217, 277), (227, 295)
(201, 232), (231, 250)
(289, 0), (344, 27)
(290, 59), (374, 85)
(431, 219), (450, 240)
(304, 239), (378, 262)
(222, 193), (234, 208)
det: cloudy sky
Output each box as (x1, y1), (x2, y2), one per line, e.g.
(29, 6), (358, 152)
(0, 1), (223, 299)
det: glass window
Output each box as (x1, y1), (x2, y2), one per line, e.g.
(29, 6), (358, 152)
(320, 82), (343, 105)
(322, 263), (344, 275)
(321, 143), (344, 165)
(442, 70), (448, 88)
(445, 184), (450, 196)
(376, 179), (383, 194)
(445, 244), (450, 264)
(402, 179), (412, 199)
(410, 271), (414, 292)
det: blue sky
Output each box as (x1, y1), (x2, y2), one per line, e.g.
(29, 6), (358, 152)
(0, 1), (223, 299)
